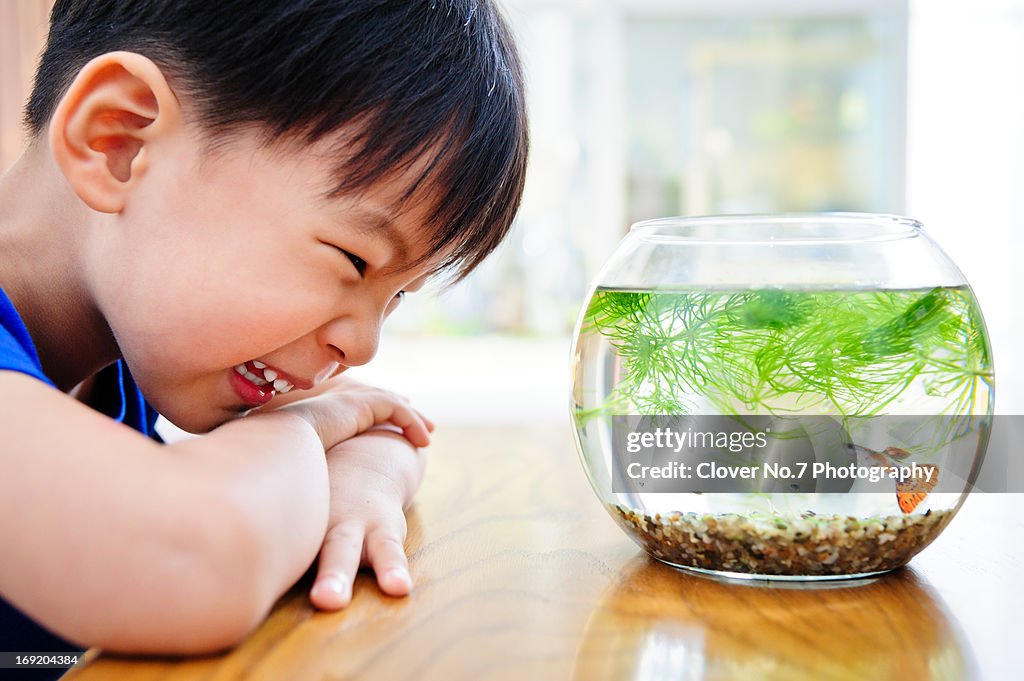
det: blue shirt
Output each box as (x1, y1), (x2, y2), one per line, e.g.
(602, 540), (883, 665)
(0, 287), (161, 678)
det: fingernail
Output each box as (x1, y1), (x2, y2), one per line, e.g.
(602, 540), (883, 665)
(386, 569), (412, 589)
(314, 576), (345, 598)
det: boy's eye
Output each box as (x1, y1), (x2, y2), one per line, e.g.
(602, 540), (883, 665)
(341, 250), (367, 276)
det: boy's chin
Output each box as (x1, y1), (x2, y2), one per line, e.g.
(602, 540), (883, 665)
(159, 406), (236, 436)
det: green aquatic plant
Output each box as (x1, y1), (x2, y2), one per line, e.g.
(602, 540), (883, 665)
(580, 286), (993, 422)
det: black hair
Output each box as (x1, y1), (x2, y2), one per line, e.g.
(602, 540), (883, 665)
(25, 0), (528, 280)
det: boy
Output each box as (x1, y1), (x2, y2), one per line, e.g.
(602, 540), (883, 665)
(0, 0), (527, 666)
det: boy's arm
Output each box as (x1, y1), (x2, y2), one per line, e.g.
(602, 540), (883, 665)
(0, 371), (426, 654)
(0, 371), (326, 653)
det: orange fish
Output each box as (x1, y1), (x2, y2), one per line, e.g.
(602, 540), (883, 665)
(895, 463), (939, 514)
(848, 444), (939, 514)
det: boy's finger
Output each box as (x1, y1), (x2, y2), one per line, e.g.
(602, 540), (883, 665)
(310, 523), (365, 611)
(366, 528), (413, 597)
(417, 410), (436, 433)
(377, 403), (431, 448)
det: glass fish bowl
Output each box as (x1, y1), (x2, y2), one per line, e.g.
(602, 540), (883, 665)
(570, 214), (994, 580)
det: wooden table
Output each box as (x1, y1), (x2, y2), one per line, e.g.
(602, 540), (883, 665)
(65, 426), (1023, 680)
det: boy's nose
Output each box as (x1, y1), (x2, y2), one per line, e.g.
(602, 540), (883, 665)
(317, 316), (381, 368)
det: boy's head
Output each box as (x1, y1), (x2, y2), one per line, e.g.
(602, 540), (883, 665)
(27, 0), (527, 279)
(21, 0), (528, 431)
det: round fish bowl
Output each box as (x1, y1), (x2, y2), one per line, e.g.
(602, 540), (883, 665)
(570, 213), (994, 580)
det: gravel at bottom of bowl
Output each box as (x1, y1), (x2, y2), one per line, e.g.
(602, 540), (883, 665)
(611, 504), (954, 576)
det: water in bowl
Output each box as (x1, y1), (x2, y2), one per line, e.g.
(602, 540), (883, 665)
(572, 285), (993, 578)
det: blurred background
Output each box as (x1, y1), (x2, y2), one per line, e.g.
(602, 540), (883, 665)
(2, 0), (1022, 423)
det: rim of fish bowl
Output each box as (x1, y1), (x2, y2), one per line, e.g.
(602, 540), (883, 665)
(630, 212), (923, 245)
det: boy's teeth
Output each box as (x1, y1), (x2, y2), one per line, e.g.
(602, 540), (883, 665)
(236, 362), (293, 392)
(244, 370), (268, 386)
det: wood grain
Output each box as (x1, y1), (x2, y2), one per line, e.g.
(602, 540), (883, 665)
(63, 426), (1021, 681)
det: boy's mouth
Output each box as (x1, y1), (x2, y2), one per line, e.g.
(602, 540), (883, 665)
(234, 360), (295, 393)
(230, 360), (296, 408)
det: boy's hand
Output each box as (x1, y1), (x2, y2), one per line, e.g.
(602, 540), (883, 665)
(308, 429), (427, 610)
(275, 378), (434, 451)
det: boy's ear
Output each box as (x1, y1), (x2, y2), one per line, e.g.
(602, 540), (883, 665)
(48, 51), (182, 214)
